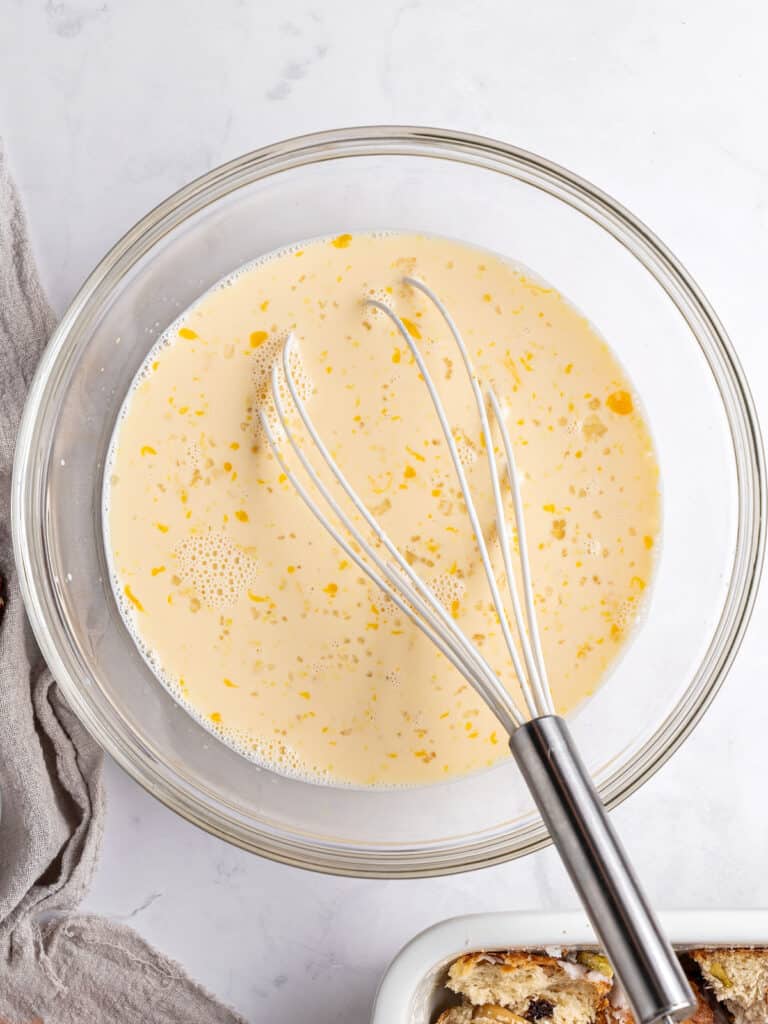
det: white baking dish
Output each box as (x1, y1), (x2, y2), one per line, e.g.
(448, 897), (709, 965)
(371, 910), (768, 1023)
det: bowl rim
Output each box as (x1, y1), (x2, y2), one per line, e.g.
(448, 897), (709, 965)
(11, 124), (766, 877)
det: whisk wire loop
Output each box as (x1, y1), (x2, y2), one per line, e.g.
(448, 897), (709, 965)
(275, 339), (510, 715)
(366, 296), (542, 719)
(488, 388), (554, 714)
(261, 361), (523, 732)
(403, 276), (553, 716)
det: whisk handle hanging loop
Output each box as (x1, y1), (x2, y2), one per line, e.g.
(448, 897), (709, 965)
(509, 716), (695, 1024)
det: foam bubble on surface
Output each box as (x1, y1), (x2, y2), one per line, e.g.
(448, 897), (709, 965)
(184, 441), (203, 471)
(584, 536), (602, 557)
(613, 597), (634, 631)
(384, 668), (401, 689)
(175, 529), (259, 608)
(250, 331), (314, 447)
(364, 286), (394, 320)
(454, 438), (478, 469)
(429, 570), (467, 613)
(367, 587), (400, 622)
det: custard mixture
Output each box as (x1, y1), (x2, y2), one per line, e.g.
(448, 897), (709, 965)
(106, 232), (659, 786)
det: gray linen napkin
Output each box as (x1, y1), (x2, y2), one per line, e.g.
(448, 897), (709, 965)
(0, 143), (245, 1023)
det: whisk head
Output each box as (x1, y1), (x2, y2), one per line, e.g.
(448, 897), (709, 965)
(259, 276), (555, 735)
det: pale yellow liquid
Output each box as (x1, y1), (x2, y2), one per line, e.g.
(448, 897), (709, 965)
(106, 233), (659, 787)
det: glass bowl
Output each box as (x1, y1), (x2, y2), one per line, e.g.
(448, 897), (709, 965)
(12, 126), (765, 877)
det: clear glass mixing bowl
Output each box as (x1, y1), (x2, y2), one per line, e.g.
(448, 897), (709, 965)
(12, 127), (765, 877)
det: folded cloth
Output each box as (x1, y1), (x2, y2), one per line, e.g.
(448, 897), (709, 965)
(0, 143), (244, 1023)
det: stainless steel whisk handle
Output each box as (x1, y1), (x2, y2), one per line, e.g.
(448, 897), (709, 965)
(509, 716), (695, 1024)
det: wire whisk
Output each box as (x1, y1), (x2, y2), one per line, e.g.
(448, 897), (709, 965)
(260, 277), (695, 1024)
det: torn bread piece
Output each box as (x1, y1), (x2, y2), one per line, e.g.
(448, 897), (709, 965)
(446, 951), (612, 1024)
(690, 948), (768, 1024)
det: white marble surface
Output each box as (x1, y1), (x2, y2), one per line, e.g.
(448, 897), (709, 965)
(2, 1), (768, 1020)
